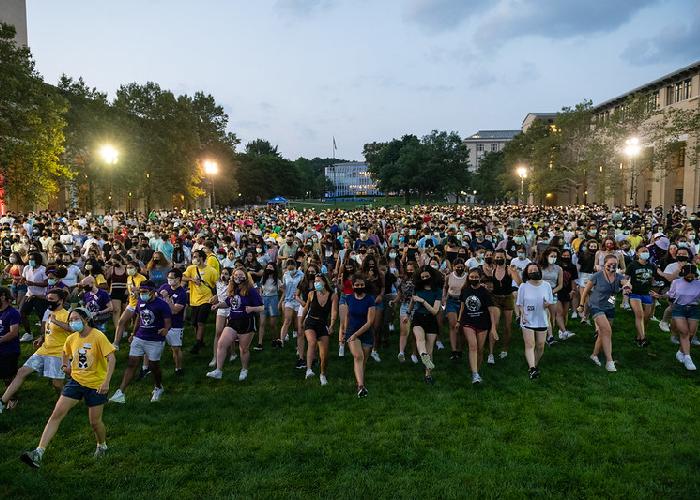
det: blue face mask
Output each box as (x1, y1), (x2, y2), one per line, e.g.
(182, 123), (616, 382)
(29, 260), (36, 267)
(139, 293), (151, 302)
(314, 282), (324, 292)
(70, 320), (84, 332)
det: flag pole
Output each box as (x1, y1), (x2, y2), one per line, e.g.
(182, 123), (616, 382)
(333, 136), (337, 207)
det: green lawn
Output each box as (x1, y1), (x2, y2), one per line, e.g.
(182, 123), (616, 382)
(1, 308), (699, 499)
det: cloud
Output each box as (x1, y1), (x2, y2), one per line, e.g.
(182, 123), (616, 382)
(276, 0), (335, 16)
(466, 62), (540, 89)
(403, 0), (490, 32)
(622, 10), (700, 66)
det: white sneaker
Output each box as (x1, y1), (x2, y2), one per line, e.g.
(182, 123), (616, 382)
(284, 334), (289, 342)
(499, 351), (508, 359)
(238, 369), (248, 381)
(487, 354), (495, 365)
(397, 352), (406, 363)
(692, 337), (700, 346)
(590, 355), (601, 367)
(371, 350), (381, 363)
(571, 311), (578, 319)
(650, 316), (660, 323)
(621, 303), (631, 311)
(671, 336), (680, 345)
(410, 354), (419, 364)
(292, 331), (297, 338)
(436, 340), (445, 350)
(206, 369), (223, 379)
(683, 355), (697, 371)
(208, 358), (216, 368)
(558, 330), (568, 340)
(0, 399), (5, 413)
(320, 374), (328, 386)
(305, 368), (315, 379)
(109, 389), (125, 404)
(229, 353), (238, 362)
(389, 324), (395, 332)
(420, 353), (434, 370)
(112, 343), (120, 351)
(676, 350), (686, 363)
(19, 333), (33, 343)
(471, 372), (482, 384)
(150, 386), (164, 402)
(659, 321), (670, 333)
(338, 344), (345, 357)
(605, 361), (616, 372)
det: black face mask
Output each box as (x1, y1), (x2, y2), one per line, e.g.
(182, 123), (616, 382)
(494, 259), (505, 266)
(528, 271), (542, 280)
(468, 279), (480, 287)
(484, 257), (493, 265)
(46, 301), (60, 311)
(353, 286), (365, 294)
(677, 256), (689, 262)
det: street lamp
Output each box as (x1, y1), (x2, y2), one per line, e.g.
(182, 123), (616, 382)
(624, 137), (641, 205)
(98, 144), (118, 212)
(203, 159), (218, 209)
(516, 166), (528, 205)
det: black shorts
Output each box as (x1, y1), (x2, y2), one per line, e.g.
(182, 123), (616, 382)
(62, 378), (108, 407)
(226, 316), (257, 334)
(0, 352), (19, 380)
(412, 313), (438, 334)
(20, 296), (48, 320)
(190, 304), (211, 326)
(304, 317), (330, 337)
(110, 288), (127, 301)
(461, 323), (490, 333)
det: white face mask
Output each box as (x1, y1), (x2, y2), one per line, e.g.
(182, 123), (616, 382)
(548, 256), (557, 265)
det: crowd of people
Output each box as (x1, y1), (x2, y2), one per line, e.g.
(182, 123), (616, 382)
(0, 203), (699, 468)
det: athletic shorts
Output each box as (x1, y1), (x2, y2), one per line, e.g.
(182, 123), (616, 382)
(671, 304), (700, 320)
(521, 325), (548, 332)
(284, 300), (298, 311)
(262, 295), (279, 317)
(400, 303), (411, 317)
(24, 353), (65, 379)
(110, 288), (127, 301)
(589, 307), (615, 321)
(344, 328), (373, 347)
(129, 337), (166, 361)
(339, 294), (349, 306)
(126, 304), (137, 313)
(461, 323), (489, 333)
(374, 297), (385, 311)
(0, 352), (19, 379)
(493, 294), (515, 311)
(227, 316), (257, 334)
(629, 294), (653, 305)
(304, 317), (330, 337)
(412, 313), (438, 334)
(190, 304), (210, 325)
(62, 378), (107, 407)
(216, 307), (231, 318)
(165, 327), (184, 347)
(578, 272), (593, 288)
(445, 297), (461, 314)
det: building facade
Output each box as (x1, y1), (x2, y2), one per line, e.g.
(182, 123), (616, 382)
(463, 130), (520, 170)
(325, 162), (382, 199)
(593, 60), (700, 210)
(0, 0), (28, 46)
(522, 113), (557, 132)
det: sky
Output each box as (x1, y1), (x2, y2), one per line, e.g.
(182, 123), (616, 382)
(21, 0), (700, 160)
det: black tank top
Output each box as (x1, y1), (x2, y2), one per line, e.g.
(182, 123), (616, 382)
(307, 291), (332, 324)
(488, 267), (512, 295)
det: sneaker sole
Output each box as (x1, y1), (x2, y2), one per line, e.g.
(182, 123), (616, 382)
(20, 453), (40, 468)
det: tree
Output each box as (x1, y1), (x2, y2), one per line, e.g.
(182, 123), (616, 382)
(0, 23), (70, 209)
(473, 151), (508, 203)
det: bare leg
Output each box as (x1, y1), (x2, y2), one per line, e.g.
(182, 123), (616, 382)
(37, 396), (80, 449)
(348, 339), (365, 387)
(88, 404), (106, 444)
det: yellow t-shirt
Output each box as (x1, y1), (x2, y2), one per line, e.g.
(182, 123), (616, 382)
(126, 273), (147, 308)
(63, 328), (115, 389)
(627, 235), (643, 251)
(571, 237), (584, 253)
(206, 254), (221, 275)
(183, 264), (218, 306)
(36, 309), (71, 357)
(94, 273), (107, 287)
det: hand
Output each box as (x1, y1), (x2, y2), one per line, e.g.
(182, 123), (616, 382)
(160, 290), (169, 298)
(650, 290), (660, 299)
(577, 305), (584, 312)
(346, 335), (356, 343)
(97, 381), (109, 395)
(33, 336), (44, 348)
(128, 334), (134, 344)
(194, 277), (202, 286)
(211, 304), (218, 311)
(245, 306), (255, 314)
(159, 329), (167, 337)
(61, 364), (71, 377)
(209, 295), (218, 304)
(401, 315), (409, 324)
(491, 329), (500, 341)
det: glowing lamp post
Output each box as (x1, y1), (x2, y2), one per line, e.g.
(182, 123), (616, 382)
(203, 159), (218, 209)
(516, 166), (528, 205)
(624, 137), (641, 206)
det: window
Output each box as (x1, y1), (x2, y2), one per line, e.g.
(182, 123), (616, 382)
(491, 143), (498, 152)
(476, 144), (484, 152)
(675, 82), (682, 103)
(666, 85), (674, 105)
(684, 79), (692, 100)
(675, 189), (684, 205)
(647, 91), (660, 112)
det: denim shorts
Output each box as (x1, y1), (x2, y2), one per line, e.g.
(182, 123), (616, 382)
(671, 304), (700, 320)
(589, 307), (615, 321)
(445, 297), (461, 314)
(62, 378), (107, 407)
(262, 295), (279, 317)
(629, 294), (653, 305)
(345, 328), (373, 347)
(339, 294), (349, 306)
(374, 297), (385, 311)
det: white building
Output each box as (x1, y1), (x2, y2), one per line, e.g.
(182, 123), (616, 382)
(325, 162), (382, 199)
(463, 130), (520, 170)
(0, 0), (28, 46)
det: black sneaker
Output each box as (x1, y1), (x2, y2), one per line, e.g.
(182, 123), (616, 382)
(450, 351), (459, 361)
(532, 367), (540, 379)
(357, 386), (368, 398)
(175, 368), (184, 376)
(189, 341), (204, 355)
(253, 344), (263, 351)
(424, 375), (434, 385)
(138, 367), (151, 380)
(20, 449), (42, 468)
(295, 358), (306, 370)
(546, 336), (557, 347)
(637, 338), (650, 348)
(528, 367), (537, 380)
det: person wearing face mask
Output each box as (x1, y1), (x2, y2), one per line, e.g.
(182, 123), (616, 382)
(624, 246), (658, 347)
(4, 251), (27, 306)
(19, 252), (49, 343)
(109, 281), (171, 404)
(278, 259), (304, 349)
(82, 258), (108, 291)
(667, 264), (700, 371)
(207, 267), (234, 369)
(658, 247), (693, 337)
(516, 263), (555, 379)
(509, 245), (531, 281)
(594, 238), (626, 273)
(277, 233), (299, 265)
(182, 250), (218, 354)
(19, 307), (115, 468)
(344, 275), (375, 398)
(300, 274), (338, 385)
(576, 240), (599, 323)
(105, 255), (127, 330)
(458, 270), (499, 384)
(146, 251), (171, 288)
(158, 269), (188, 375)
(578, 255), (631, 373)
(362, 256), (385, 362)
(293, 265), (321, 370)
(539, 248), (572, 343)
(111, 260), (147, 351)
(80, 277), (113, 333)
(408, 266), (442, 384)
(258, 263), (281, 351)
(556, 249), (579, 331)
(466, 249), (484, 271)
(206, 270), (263, 381)
(1, 288), (69, 412)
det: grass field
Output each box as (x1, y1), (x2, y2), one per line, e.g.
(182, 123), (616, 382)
(1, 307), (699, 499)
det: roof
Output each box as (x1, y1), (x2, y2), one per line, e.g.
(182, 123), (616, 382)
(464, 130), (521, 141)
(594, 59), (700, 111)
(521, 112), (557, 124)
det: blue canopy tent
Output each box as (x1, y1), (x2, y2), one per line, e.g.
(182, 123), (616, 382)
(266, 196), (289, 206)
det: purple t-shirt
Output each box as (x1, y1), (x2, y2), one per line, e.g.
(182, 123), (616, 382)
(226, 287), (263, 320)
(135, 297), (172, 342)
(0, 306), (20, 354)
(157, 284), (188, 328)
(83, 289), (112, 324)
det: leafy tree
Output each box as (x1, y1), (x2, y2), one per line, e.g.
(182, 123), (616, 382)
(473, 151), (508, 203)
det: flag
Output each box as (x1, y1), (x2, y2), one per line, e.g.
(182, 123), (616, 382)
(333, 136), (337, 151)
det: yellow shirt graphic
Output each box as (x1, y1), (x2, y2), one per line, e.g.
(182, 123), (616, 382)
(183, 264), (218, 306)
(36, 309), (71, 357)
(63, 328), (115, 389)
(127, 273), (147, 308)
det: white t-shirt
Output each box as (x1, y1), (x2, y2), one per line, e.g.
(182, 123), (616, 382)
(516, 281), (553, 329)
(22, 265), (48, 297)
(62, 264), (81, 287)
(466, 257), (483, 270)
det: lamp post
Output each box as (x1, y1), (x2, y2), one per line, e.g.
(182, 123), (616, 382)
(99, 144), (118, 212)
(203, 159), (218, 210)
(516, 166), (527, 205)
(623, 137), (641, 206)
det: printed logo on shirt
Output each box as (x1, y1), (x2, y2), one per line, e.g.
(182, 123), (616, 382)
(230, 295), (242, 310)
(465, 295), (482, 312)
(77, 347), (89, 369)
(140, 308), (155, 326)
